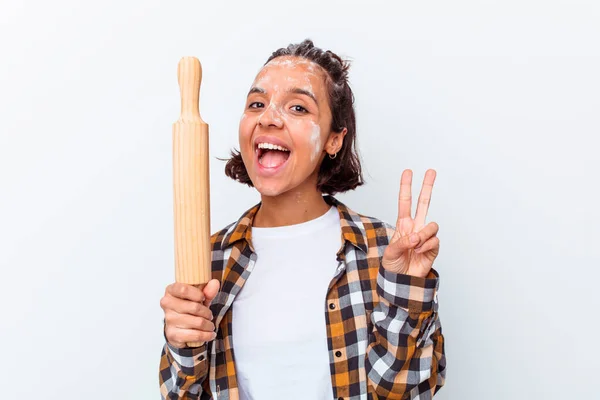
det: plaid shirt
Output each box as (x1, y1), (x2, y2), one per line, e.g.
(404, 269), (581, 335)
(160, 196), (446, 400)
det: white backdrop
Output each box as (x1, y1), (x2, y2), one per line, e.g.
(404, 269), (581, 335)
(1, 0), (598, 398)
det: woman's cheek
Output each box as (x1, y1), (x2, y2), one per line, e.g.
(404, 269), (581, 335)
(289, 118), (321, 165)
(238, 115), (255, 165)
(239, 114), (257, 142)
(309, 121), (322, 163)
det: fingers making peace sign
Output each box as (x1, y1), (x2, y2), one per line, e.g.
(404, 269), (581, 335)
(382, 169), (440, 278)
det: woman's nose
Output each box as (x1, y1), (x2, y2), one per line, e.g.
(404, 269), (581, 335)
(257, 103), (284, 128)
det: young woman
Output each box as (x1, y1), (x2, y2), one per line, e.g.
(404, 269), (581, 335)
(159, 40), (446, 400)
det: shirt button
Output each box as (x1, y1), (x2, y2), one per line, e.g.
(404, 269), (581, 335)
(199, 354), (205, 361)
(335, 351), (342, 358)
(329, 303), (336, 310)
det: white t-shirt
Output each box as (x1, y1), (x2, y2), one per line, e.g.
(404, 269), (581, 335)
(232, 206), (341, 400)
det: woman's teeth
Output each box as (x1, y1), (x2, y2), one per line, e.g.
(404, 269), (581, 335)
(257, 143), (290, 152)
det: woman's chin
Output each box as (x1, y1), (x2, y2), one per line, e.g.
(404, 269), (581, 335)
(254, 182), (287, 198)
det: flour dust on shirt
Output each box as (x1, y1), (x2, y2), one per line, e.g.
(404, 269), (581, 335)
(231, 205), (341, 400)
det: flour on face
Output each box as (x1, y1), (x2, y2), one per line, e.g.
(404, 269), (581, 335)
(264, 57), (319, 72)
(309, 122), (322, 162)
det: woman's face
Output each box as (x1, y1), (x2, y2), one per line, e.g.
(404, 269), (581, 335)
(239, 56), (342, 198)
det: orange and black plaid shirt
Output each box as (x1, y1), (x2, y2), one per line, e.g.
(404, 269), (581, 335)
(160, 196), (446, 399)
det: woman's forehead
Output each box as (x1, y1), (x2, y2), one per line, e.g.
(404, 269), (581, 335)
(263, 56), (320, 71)
(253, 57), (326, 90)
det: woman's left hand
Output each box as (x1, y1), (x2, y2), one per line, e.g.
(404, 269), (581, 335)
(382, 169), (440, 278)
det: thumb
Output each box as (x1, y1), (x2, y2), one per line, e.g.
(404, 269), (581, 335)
(391, 232), (420, 255)
(202, 279), (220, 306)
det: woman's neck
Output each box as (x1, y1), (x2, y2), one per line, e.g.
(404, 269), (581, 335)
(253, 189), (330, 228)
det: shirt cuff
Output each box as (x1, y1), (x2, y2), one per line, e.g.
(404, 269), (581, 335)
(377, 266), (439, 314)
(166, 342), (208, 366)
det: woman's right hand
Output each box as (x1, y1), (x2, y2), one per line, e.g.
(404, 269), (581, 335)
(160, 279), (221, 348)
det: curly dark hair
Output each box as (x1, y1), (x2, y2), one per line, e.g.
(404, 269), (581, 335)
(224, 39), (364, 195)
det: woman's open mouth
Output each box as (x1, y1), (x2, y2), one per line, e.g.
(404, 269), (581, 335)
(256, 142), (291, 169)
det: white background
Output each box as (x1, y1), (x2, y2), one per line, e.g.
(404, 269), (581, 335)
(1, 0), (598, 398)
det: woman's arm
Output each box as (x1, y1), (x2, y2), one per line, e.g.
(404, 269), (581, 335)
(368, 169), (446, 398)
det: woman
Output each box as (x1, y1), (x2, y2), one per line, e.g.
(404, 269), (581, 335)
(159, 39), (446, 400)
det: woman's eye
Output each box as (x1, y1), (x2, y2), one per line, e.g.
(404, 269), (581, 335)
(249, 102), (264, 109)
(291, 105), (308, 113)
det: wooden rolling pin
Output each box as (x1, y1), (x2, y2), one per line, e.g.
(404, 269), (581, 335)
(172, 57), (211, 348)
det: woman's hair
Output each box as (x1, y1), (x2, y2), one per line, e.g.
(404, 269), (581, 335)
(224, 39), (364, 195)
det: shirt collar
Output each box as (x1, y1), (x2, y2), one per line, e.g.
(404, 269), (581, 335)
(220, 195), (369, 254)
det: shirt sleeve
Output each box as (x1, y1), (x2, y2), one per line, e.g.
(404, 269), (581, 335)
(366, 266), (446, 399)
(159, 340), (210, 400)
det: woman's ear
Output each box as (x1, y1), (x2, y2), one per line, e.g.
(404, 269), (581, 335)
(325, 127), (347, 157)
